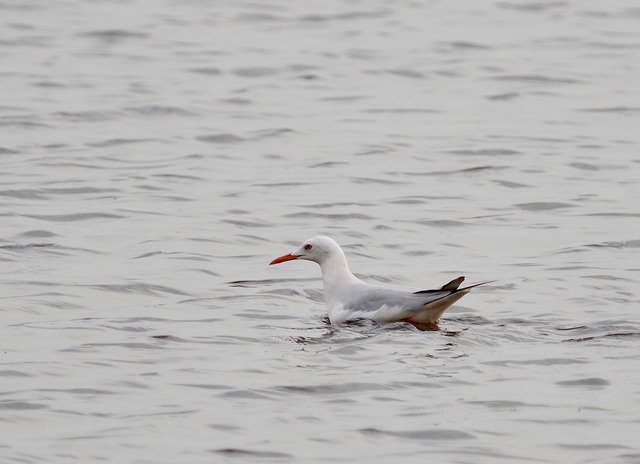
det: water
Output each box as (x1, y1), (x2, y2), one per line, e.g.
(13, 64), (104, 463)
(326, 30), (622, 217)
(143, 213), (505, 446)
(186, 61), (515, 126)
(2, 0), (639, 462)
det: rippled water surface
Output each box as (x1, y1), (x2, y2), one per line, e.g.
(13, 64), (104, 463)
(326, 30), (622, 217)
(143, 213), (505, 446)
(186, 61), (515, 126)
(2, 1), (639, 462)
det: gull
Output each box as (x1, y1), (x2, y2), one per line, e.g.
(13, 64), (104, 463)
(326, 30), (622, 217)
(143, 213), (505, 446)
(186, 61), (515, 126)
(269, 236), (488, 328)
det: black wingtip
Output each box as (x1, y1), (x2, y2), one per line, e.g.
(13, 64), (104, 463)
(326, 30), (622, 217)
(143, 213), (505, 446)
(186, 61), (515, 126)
(457, 280), (497, 292)
(440, 276), (465, 291)
(413, 277), (494, 295)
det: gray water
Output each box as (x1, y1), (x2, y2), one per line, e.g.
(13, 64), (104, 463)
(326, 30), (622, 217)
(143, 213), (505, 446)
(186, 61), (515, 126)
(2, 1), (639, 462)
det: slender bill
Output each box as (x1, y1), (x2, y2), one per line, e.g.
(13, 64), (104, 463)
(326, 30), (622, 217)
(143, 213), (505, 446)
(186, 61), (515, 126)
(269, 253), (299, 265)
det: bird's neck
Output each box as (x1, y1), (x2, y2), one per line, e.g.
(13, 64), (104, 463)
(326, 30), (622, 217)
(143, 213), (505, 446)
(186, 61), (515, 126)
(319, 252), (359, 295)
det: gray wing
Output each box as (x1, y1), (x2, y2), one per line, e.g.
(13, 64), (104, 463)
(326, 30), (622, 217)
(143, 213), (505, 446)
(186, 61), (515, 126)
(341, 280), (462, 313)
(337, 276), (489, 324)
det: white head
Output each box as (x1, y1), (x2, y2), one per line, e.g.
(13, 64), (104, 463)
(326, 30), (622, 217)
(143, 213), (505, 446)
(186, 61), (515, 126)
(270, 236), (344, 266)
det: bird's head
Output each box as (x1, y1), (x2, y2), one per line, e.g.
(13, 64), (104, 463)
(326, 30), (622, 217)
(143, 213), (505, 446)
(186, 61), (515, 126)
(269, 236), (340, 266)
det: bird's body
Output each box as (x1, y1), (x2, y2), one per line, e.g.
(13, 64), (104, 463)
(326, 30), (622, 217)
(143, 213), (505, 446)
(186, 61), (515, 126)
(270, 236), (486, 327)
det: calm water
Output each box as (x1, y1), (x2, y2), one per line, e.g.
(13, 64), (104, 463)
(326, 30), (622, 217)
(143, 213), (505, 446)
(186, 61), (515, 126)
(2, 1), (639, 462)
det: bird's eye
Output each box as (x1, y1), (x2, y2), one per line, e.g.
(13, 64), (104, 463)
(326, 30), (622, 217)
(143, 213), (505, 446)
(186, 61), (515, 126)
(304, 244), (312, 251)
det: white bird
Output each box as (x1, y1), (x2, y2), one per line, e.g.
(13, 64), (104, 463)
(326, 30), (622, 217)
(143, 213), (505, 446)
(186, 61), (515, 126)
(270, 236), (488, 328)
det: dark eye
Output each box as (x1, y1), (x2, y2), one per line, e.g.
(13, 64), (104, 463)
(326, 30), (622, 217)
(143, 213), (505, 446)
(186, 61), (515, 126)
(304, 244), (312, 251)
